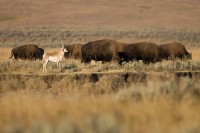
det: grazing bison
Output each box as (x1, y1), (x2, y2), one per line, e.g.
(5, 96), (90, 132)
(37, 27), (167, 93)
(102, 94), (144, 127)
(118, 42), (160, 64)
(116, 42), (127, 52)
(81, 39), (121, 63)
(159, 42), (192, 60)
(35, 48), (44, 60)
(64, 43), (82, 59)
(10, 44), (44, 60)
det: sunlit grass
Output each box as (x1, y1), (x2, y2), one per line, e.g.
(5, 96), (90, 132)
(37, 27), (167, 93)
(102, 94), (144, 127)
(0, 59), (200, 74)
(1, 77), (200, 133)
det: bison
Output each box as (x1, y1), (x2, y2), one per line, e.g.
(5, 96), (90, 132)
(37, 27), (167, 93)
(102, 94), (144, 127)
(116, 42), (127, 52)
(35, 48), (44, 60)
(118, 42), (160, 64)
(159, 42), (192, 60)
(81, 39), (122, 63)
(64, 43), (82, 59)
(10, 44), (44, 60)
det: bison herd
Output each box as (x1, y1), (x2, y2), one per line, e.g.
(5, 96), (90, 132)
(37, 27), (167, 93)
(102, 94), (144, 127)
(9, 39), (192, 65)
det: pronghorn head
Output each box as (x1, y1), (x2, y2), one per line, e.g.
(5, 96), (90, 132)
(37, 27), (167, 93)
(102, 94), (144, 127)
(61, 44), (68, 52)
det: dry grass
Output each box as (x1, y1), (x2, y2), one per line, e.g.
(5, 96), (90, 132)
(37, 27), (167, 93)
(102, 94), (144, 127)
(0, 54), (200, 133)
(0, 28), (200, 48)
(1, 78), (200, 133)
(1, 45), (200, 73)
(1, 48), (200, 132)
(188, 47), (200, 61)
(1, 58), (200, 74)
(0, 0), (200, 132)
(0, 0), (199, 29)
(0, 47), (12, 60)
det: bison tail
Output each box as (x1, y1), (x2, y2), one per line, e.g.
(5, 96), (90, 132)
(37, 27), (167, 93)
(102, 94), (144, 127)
(9, 50), (14, 59)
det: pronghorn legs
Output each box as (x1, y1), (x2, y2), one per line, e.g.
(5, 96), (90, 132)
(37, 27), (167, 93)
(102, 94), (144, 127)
(43, 61), (61, 72)
(43, 60), (48, 72)
(57, 62), (59, 67)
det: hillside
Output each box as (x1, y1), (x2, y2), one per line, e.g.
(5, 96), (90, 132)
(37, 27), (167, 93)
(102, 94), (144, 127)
(0, 0), (200, 29)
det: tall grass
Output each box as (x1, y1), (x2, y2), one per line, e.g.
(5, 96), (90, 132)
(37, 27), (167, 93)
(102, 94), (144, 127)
(0, 59), (200, 73)
(0, 59), (200, 132)
(1, 77), (200, 133)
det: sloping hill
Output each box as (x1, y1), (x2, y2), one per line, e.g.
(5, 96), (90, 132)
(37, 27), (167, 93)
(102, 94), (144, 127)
(0, 0), (199, 29)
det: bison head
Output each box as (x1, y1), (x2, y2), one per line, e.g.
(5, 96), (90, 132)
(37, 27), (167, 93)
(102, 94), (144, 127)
(186, 52), (192, 60)
(36, 48), (44, 60)
(62, 44), (68, 53)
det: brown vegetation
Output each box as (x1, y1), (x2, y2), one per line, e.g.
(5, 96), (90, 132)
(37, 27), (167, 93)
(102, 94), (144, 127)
(0, 28), (200, 48)
(0, 50), (200, 133)
(1, 45), (200, 132)
(0, 0), (199, 29)
(0, 0), (200, 132)
(1, 77), (200, 133)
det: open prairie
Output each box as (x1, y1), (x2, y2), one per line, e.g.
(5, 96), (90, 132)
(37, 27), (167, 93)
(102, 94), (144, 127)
(0, 0), (200, 133)
(0, 0), (200, 29)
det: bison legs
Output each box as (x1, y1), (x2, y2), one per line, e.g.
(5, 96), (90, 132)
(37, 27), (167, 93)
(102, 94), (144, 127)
(118, 52), (130, 65)
(81, 57), (91, 63)
(143, 58), (157, 64)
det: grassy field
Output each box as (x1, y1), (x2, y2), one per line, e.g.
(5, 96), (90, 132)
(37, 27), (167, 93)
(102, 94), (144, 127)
(1, 74), (200, 133)
(0, 0), (200, 29)
(0, 0), (200, 132)
(0, 28), (200, 133)
(0, 28), (200, 48)
(1, 28), (200, 132)
(1, 91), (200, 133)
(0, 48), (200, 132)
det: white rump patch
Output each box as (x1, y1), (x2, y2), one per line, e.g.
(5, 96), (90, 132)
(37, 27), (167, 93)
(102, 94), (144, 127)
(48, 56), (59, 62)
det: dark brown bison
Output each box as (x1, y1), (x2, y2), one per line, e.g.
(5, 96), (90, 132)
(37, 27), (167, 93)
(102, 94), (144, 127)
(64, 43), (82, 59)
(118, 42), (160, 64)
(116, 42), (127, 52)
(10, 44), (44, 60)
(159, 42), (192, 60)
(81, 39), (122, 63)
(36, 48), (44, 60)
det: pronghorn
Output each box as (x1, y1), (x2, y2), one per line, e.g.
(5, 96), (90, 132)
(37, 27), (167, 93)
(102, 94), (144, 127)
(43, 45), (68, 72)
